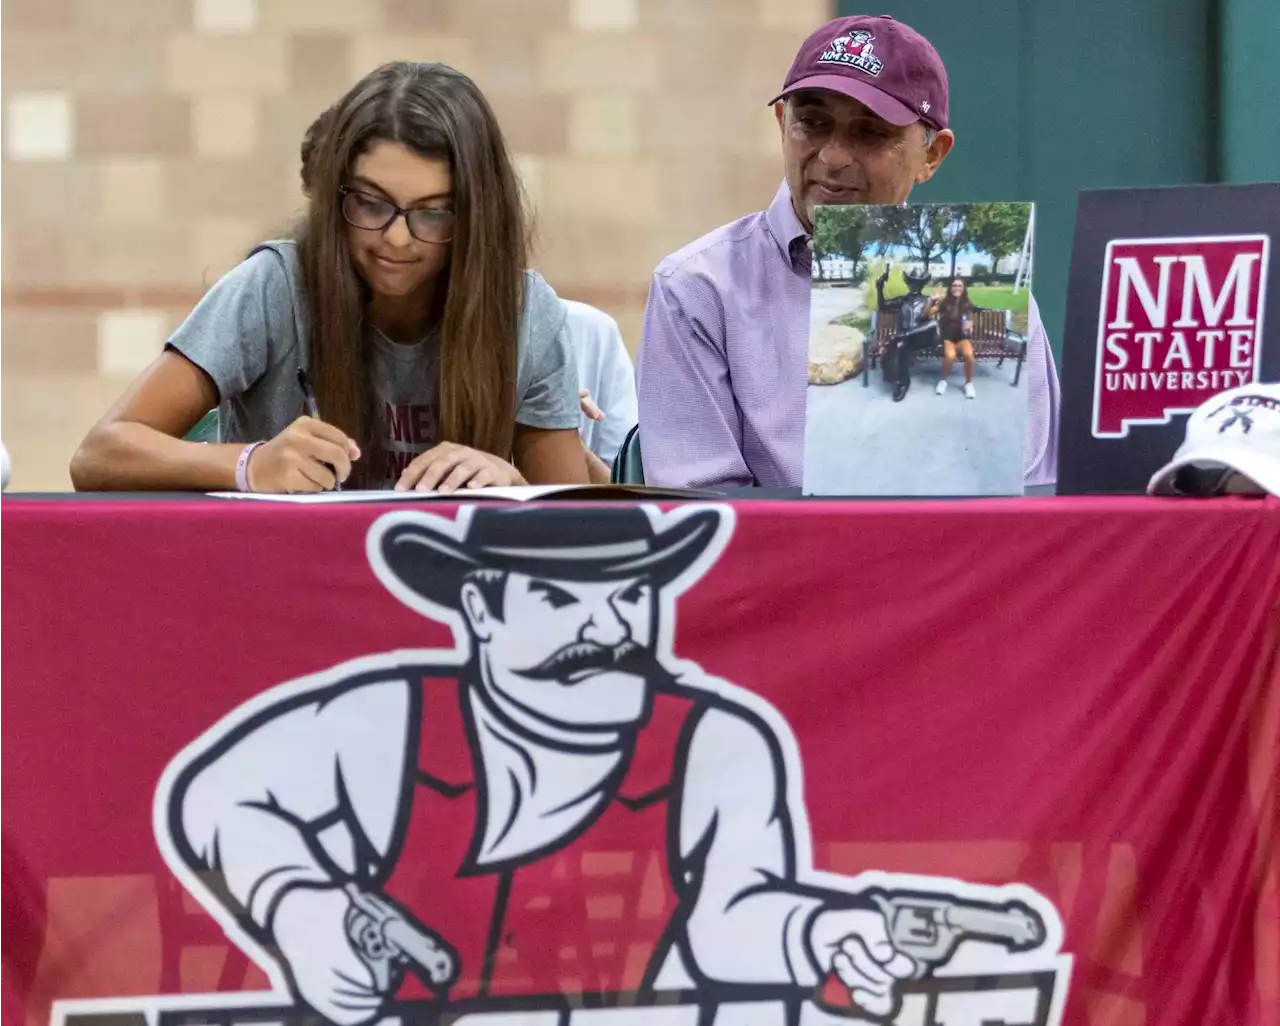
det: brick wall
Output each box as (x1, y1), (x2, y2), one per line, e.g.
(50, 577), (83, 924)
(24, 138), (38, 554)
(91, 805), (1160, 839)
(0, 0), (830, 491)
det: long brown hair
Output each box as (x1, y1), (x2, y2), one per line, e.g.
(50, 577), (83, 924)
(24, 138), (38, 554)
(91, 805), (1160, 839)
(297, 62), (527, 483)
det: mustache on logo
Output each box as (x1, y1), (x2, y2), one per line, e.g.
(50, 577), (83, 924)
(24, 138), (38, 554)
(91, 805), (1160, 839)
(518, 640), (672, 686)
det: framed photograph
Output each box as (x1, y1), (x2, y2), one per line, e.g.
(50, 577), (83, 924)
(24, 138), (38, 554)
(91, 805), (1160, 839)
(804, 201), (1034, 496)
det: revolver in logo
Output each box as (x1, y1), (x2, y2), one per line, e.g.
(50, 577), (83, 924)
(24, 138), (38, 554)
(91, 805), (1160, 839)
(867, 889), (1046, 978)
(343, 884), (459, 995)
(817, 889), (1048, 1017)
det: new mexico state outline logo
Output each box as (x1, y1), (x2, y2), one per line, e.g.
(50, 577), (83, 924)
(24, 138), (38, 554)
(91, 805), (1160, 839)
(1092, 234), (1269, 438)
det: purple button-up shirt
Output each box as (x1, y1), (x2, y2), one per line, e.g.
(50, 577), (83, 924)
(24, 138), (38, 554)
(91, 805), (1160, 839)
(636, 182), (1060, 489)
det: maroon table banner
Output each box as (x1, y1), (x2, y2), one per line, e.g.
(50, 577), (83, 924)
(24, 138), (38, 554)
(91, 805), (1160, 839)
(3, 497), (1278, 1026)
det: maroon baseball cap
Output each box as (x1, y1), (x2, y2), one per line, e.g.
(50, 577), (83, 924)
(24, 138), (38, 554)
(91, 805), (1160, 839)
(768, 15), (949, 131)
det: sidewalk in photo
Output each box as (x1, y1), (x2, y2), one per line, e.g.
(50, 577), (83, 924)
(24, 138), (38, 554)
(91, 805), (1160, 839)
(804, 359), (1027, 496)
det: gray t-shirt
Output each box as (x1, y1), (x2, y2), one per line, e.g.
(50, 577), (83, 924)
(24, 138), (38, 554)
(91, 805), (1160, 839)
(167, 239), (579, 487)
(369, 324), (440, 487)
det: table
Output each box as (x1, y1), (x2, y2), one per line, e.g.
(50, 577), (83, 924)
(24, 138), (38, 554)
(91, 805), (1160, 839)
(3, 495), (1278, 1026)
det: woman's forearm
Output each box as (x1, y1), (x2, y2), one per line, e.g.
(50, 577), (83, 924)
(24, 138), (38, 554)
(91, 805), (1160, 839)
(584, 446), (612, 484)
(519, 451), (589, 484)
(512, 427), (591, 485)
(70, 421), (244, 491)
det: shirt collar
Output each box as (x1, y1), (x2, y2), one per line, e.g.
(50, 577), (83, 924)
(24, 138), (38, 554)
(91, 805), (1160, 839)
(765, 180), (811, 271)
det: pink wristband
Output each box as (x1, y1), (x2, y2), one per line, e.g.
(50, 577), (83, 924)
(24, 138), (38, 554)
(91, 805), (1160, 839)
(235, 442), (264, 492)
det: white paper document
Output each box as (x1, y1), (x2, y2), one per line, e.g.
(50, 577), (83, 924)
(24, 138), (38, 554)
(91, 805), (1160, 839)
(208, 484), (720, 503)
(208, 486), (581, 503)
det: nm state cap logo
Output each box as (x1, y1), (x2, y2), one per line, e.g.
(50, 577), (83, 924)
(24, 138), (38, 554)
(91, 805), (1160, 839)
(819, 29), (884, 77)
(1207, 391), (1280, 434)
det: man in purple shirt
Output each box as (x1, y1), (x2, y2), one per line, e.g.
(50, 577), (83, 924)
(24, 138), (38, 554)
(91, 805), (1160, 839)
(636, 14), (1060, 491)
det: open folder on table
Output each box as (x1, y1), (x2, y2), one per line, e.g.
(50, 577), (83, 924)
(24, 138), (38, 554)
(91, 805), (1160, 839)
(208, 484), (722, 503)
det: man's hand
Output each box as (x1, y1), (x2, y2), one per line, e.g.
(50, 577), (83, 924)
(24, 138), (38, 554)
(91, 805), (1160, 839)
(273, 886), (386, 1026)
(809, 906), (915, 1019)
(396, 442), (525, 493)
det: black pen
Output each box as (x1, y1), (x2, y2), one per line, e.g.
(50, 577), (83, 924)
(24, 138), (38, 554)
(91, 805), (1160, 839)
(297, 367), (343, 491)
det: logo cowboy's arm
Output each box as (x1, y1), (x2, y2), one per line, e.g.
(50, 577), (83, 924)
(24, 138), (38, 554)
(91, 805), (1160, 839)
(675, 703), (912, 1020)
(674, 706), (827, 986)
(170, 676), (415, 933)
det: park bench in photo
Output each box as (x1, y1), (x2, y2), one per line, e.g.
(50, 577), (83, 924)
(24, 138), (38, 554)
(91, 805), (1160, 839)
(863, 307), (1028, 387)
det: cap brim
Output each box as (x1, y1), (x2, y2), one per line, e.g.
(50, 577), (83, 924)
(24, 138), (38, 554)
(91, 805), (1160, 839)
(1147, 440), (1280, 497)
(768, 74), (919, 126)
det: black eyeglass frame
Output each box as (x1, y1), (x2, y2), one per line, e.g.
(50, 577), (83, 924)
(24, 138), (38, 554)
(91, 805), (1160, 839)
(338, 186), (455, 244)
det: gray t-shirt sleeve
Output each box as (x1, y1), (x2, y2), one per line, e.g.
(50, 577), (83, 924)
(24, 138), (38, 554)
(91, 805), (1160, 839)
(515, 271), (580, 431)
(166, 249), (300, 402)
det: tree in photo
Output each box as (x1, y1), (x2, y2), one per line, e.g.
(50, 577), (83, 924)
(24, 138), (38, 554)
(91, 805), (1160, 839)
(867, 205), (950, 275)
(813, 206), (871, 282)
(940, 206), (974, 279)
(966, 204), (1030, 281)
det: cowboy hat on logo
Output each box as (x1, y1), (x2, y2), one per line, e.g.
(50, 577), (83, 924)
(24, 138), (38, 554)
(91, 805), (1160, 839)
(374, 506), (724, 611)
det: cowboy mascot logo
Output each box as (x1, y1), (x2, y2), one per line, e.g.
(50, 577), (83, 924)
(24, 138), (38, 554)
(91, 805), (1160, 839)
(819, 29), (884, 76)
(58, 506), (1071, 1026)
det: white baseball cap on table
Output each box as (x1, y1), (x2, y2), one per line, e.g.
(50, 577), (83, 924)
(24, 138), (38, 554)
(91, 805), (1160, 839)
(1147, 382), (1280, 498)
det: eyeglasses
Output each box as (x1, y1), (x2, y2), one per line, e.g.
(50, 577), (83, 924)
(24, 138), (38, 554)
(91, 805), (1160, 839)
(339, 186), (455, 244)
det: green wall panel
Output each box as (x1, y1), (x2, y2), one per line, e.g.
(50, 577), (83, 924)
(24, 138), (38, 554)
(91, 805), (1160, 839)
(1221, 0), (1280, 183)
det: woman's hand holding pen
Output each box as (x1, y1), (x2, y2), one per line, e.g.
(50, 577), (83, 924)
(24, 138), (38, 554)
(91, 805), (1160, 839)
(248, 416), (360, 493)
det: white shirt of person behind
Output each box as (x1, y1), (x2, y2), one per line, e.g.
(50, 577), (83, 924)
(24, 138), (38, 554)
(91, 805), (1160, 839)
(563, 300), (637, 466)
